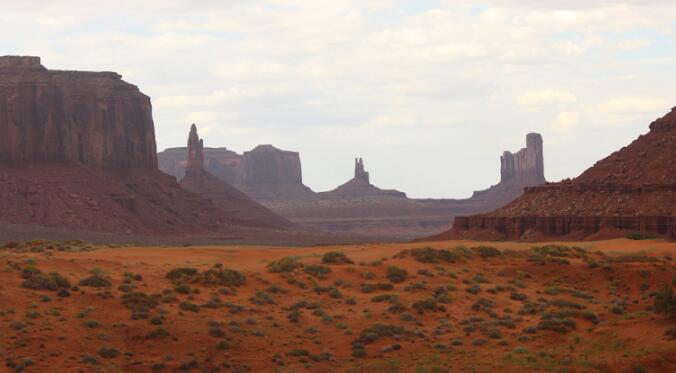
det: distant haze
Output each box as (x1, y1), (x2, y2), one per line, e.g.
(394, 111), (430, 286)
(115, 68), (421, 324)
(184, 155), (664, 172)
(2, 0), (675, 198)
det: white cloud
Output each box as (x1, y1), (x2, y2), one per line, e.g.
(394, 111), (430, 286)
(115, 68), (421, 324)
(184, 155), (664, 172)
(1, 0), (675, 197)
(515, 90), (577, 111)
(551, 111), (580, 132)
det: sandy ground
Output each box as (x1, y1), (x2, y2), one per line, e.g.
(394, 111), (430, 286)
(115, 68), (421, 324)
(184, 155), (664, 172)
(0, 238), (674, 372)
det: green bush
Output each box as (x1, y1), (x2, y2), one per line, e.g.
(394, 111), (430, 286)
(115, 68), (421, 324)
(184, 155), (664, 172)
(98, 347), (120, 359)
(474, 246), (501, 258)
(653, 285), (675, 317)
(386, 266), (408, 283)
(304, 265), (331, 279)
(165, 267), (199, 283)
(399, 247), (459, 263)
(22, 269), (71, 291)
(267, 257), (302, 273)
(322, 251), (354, 265)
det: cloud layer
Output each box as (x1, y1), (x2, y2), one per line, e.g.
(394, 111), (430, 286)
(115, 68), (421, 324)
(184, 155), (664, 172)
(1, 0), (675, 197)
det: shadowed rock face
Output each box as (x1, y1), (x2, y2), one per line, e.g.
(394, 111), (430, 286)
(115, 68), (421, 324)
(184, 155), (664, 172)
(431, 107), (676, 241)
(0, 56), (156, 168)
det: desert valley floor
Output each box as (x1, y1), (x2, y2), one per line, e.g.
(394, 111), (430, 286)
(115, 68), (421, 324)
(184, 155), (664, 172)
(0, 239), (674, 373)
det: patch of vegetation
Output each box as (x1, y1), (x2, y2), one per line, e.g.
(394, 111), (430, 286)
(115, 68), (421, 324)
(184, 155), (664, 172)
(304, 265), (331, 279)
(79, 269), (112, 288)
(386, 266), (408, 284)
(166, 267), (199, 283)
(396, 247), (459, 263)
(360, 283), (394, 293)
(121, 292), (159, 319)
(351, 324), (408, 358)
(653, 285), (675, 317)
(625, 231), (656, 240)
(21, 266), (71, 291)
(98, 347), (120, 359)
(322, 251), (354, 265)
(473, 246), (501, 258)
(267, 257), (302, 273)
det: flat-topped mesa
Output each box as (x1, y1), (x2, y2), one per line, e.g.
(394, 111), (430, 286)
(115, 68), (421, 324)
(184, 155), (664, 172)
(354, 157), (370, 184)
(0, 56), (45, 70)
(500, 133), (544, 184)
(0, 55), (156, 168)
(242, 145), (303, 185)
(185, 124), (205, 175)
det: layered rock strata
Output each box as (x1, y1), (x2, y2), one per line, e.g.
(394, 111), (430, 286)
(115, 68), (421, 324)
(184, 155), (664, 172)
(432, 108), (676, 241)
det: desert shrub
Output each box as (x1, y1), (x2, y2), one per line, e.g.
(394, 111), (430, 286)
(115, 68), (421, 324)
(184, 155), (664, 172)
(175, 284), (192, 294)
(398, 247), (459, 263)
(304, 265), (331, 279)
(371, 294), (399, 303)
(510, 292), (527, 301)
(653, 285), (676, 317)
(413, 298), (441, 314)
(179, 301), (199, 312)
(537, 314), (576, 333)
(195, 266), (246, 287)
(360, 283), (394, 293)
(386, 266), (408, 283)
(79, 269), (112, 288)
(465, 285), (481, 295)
(165, 267), (199, 283)
(267, 257), (302, 273)
(122, 292), (159, 319)
(625, 231), (656, 240)
(250, 291), (275, 305)
(322, 251), (354, 265)
(21, 269), (71, 291)
(98, 347), (119, 359)
(531, 245), (586, 258)
(473, 246), (501, 258)
(352, 324), (407, 357)
(548, 299), (585, 310)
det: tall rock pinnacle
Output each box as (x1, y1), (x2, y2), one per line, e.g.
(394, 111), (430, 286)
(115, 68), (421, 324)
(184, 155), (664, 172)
(354, 158), (370, 184)
(186, 124), (205, 175)
(499, 133), (544, 184)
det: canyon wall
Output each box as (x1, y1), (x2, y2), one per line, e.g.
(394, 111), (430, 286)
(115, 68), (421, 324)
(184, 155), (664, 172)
(0, 56), (156, 168)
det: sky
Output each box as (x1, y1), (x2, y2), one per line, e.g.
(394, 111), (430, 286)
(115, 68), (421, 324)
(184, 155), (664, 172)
(1, 0), (675, 198)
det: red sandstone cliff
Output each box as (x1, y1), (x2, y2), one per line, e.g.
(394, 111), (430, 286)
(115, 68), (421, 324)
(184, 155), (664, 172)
(179, 125), (295, 229)
(430, 108), (676, 241)
(0, 56), (156, 168)
(0, 56), (300, 237)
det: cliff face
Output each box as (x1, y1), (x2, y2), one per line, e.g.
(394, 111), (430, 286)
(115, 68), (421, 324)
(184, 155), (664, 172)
(158, 144), (315, 202)
(433, 107), (676, 241)
(0, 56), (156, 168)
(0, 56), (294, 237)
(179, 125), (295, 229)
(469, 133), (546, 207)
(500, 133), (544, 185)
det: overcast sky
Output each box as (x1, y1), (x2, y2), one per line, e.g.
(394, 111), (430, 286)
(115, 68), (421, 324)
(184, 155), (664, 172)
(2, 0), (675, 198)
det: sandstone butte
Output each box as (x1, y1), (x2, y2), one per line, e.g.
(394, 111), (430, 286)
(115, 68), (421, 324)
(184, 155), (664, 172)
(160, 132), (546, 239)
(179, 124), (295, 229)
(0, 56), (327, 243)
(429, 107), (676, 241)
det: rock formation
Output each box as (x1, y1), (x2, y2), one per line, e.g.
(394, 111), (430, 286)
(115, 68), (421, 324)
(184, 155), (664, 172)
(158, 144), (315, 202)
(0, 56), (156, 168)
(179, 125), (295, 229)
(320, 158), (406, 199)
(159, 133), (547, 239)
(469, 133), (545, 207)
(0, 56), (308, 239)
(431, 108), (676, 241)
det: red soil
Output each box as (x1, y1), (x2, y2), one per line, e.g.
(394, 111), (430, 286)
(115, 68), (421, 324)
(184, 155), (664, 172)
(0, 239), (673, 372)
